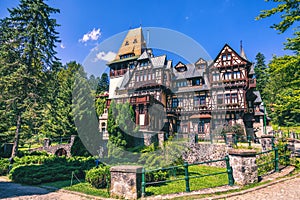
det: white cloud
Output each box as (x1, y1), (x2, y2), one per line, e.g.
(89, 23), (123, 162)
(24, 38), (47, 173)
(60, 43), (65, 49)
(79, 28), (101, 43)
(95, 51), (116, 62)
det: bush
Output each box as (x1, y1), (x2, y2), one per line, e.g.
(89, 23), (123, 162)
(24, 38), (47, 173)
(85, 166), (110, 188)
(9, 155), (96, 184)
(71, 137), (92, 157)
(146, 170), (168, 183)
(0, 158), (10, 175)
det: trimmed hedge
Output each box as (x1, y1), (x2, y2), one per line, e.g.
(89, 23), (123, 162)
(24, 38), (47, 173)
(0, 158), (10, 175)
(85, 166), (110, 188)
(9, 155), (95, 185)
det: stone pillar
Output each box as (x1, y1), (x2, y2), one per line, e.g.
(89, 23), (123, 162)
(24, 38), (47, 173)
(110, 166), (143, 199)
(261, 135), (274, 151)
(43, 138), (50, 148)
(228, 149), (258, 186)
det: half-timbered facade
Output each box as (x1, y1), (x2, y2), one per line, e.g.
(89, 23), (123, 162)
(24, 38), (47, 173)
(104, 27), (258, 139)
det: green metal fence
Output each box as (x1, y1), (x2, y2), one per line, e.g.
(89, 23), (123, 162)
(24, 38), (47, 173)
(141, 156), (234, 197)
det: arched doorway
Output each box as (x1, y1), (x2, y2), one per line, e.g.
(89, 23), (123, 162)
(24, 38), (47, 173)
(55, 148), (67, 156)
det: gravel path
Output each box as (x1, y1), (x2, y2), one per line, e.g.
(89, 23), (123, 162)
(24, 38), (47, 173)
(226, 176), (300, 200)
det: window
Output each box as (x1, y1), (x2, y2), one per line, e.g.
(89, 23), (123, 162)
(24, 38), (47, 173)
(222, 53), (231, 61)
(125, 41), (129, 46)
(133, 39), (137, 44)
(217, 94), (223, 104)
(227, 53), (232, 60)
(140, 61), (148, 67)
(192, 78), (201, 86)
(172, 98), (178, 108)
(225, 94), (231, 104)
(129, 64), (135, 69)
(232, 93), (238, 103)
(152, 73), (155, 80)
(224, 72), (231, 80)
(198, 121), (205, 133)
(233, 71), (240, 79)
(200, 95), (206, 105)
(148, 74), (151, 80)
(213, 73), (219, 82)
(178, 98), (183, 107)
(222, 55), (227, 61)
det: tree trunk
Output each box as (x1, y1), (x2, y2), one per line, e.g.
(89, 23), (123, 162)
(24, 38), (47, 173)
(11, 114), (21, 158)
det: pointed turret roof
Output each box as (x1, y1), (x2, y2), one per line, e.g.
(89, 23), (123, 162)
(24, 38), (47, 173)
(240, 40), (248, 60)
(114, 27), (146, 61)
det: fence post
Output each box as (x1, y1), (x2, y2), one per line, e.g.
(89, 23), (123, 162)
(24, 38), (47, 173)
(142, 168), (145, 197)
(247, 135), (251, 147)
(184, 162), (190, 192)
(233, 134), (238, 146)
(274, 147), (279, 172)
(225, 155), (234, 186)
(70, 171), (74, 186)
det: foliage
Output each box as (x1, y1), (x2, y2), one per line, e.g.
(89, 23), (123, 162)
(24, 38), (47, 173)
(107, 100), (139, 149)
(71, 136), (92, 157)
(0, 0), (60, 157)
(254, 52), (269, 98)
(95, 95), (107, 117)
(85, 166), (110, 188)
(0, 158), (9, 175)
(8, 155), (95, 184)
(264, 55), (300, 126)
(96, 73), (109, 94)
(256, 0), (300, 53)
(146, 170), (168, 183)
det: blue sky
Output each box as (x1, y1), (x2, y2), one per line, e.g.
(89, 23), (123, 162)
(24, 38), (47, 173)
(0, 0), (294, 76)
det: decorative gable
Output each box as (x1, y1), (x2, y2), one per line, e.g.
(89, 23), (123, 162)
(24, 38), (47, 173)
(213, 44), (250, 68)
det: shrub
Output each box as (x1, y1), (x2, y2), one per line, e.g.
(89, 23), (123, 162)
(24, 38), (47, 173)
(85, 166), (110, 188)
(9, 155), (96, 184)
(146, 170), (168, 183)
(0, 158), (10, 175)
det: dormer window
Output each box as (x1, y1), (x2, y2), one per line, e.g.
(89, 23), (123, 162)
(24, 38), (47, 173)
(125, 41), (129, 46)
(133, 39), (137, 44)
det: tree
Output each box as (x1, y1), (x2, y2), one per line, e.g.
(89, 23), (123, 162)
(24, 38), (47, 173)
(264, 55), (300, 126)
(254, 52), (269, 98)
(256, 0), (300, 53)
(0, 0), (60, 157)
(96, 73), (109, 94)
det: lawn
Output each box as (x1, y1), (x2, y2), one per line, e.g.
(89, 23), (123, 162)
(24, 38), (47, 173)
(40, 179), (110, 198)
(145, 165), (228, 196)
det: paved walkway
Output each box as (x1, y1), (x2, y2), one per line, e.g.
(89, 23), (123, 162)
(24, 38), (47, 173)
(226, 176), (300, 200)
(0, 177), (94, 200)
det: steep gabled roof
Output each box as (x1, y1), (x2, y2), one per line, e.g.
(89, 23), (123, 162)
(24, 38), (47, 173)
(213, 44), (252, 68)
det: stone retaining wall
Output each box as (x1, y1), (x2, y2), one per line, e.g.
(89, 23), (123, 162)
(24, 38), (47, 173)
(182, 143), (229, 167)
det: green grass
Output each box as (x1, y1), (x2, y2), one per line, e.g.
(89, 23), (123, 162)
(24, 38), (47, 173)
(64, 183), (110, 198)
(40, 180), (110, 198)
(272, 125), (300, 133)
(145, 165), (228, 196)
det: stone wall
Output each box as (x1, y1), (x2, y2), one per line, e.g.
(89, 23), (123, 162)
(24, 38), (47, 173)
(182, 143), (229, 167)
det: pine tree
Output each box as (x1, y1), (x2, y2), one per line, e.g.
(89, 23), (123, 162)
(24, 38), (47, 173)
(254, 52), (269, 98)
(96, 73), (109, 94)
(0, 0), (60, 157)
